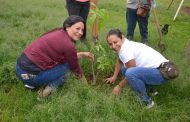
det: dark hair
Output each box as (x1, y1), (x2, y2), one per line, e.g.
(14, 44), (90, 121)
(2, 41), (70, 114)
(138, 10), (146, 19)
(63, 15), (86, 40)
(106, 28), (123, 41)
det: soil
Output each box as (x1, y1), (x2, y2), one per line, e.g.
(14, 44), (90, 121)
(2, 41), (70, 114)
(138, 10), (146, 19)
(85, 74), (112, 85)
(181, 7), (190, 15)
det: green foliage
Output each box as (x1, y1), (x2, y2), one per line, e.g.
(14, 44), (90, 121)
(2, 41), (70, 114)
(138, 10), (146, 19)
(88, 2), (109, 32)
(93, 42), (106, 52)
(97, 54), (113, 72)
(0, 63), (17, 84)
(90, 43), (112, 74)
(87, 5), (111, 83)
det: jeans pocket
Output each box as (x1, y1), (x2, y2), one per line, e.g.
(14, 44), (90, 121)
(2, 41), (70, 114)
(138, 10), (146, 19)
(21, 73), (36, 80)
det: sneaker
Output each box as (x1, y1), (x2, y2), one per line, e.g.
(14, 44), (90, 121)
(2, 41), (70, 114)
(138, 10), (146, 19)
(151, 91), (159, 96)
(25, 84), (35, 90)
(38, 86), (53, 98)
(149, 87), (159, 96)
(142, 41), (149, 45)
(146, 100), (155, 109)
(127, 35), (133, 40)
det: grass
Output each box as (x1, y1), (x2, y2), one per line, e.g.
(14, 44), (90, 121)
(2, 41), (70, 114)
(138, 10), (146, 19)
(0, 0), (190, 121)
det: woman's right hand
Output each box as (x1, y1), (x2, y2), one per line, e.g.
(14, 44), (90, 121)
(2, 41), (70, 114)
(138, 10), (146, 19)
(81, 74), (88, 84)
(83, 52), (94, 61)
(105, 76), (117, 84)
(77, 52), (94, 61)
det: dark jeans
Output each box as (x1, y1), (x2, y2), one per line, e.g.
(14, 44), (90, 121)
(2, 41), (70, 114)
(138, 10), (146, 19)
(16, 62), (70, 89)
(126, 8), (150, 42)
(66, 0), (90, 22)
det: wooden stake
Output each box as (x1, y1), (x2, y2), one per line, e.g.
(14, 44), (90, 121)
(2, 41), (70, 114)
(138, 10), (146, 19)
(151, 0), (165, 52)
(90, 0), (98, 42)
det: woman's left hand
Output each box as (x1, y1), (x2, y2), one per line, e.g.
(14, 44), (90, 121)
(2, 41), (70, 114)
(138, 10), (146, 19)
(112, 85), (121, 96)
(81, 74), (88, 84)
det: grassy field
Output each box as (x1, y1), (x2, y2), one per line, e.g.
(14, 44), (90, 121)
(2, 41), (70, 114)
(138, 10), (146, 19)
(0, 0), (190, 121)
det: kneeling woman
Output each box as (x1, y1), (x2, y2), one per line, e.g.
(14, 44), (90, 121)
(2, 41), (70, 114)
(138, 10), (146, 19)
(105, 29), (171, 108)
(16, 15), (94, 97)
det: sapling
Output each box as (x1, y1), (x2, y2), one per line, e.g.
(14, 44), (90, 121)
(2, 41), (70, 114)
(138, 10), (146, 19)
(88, 2), (109, 85)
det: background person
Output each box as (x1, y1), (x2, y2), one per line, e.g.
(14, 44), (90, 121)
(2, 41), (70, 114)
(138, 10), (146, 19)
(66, 0), (90, 40)
(66, 0), (90, 22)
(105, 29), (171, 108)
(15, 15), (94, 98)
(126, 0), (150, 44)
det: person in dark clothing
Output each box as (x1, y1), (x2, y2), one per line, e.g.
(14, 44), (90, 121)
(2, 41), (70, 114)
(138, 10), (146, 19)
(16, 15), (94, 98)
(66, 0), (90, 22)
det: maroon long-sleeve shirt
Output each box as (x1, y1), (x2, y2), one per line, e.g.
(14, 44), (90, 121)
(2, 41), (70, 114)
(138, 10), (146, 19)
(24, 28), (82, 75)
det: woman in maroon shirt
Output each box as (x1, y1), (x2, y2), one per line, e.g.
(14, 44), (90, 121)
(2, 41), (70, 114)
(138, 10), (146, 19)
(16, 15), (94, 98)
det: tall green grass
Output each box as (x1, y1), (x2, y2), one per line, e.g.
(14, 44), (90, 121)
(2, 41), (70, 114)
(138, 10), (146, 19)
(0, 0), (190, 121)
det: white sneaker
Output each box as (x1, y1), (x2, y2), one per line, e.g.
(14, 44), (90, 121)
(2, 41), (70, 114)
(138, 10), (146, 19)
(151, 91), (159, 96)
(25, 84), (35, 89)
(146, 100), (155, 109)
(38, 86), (53, 98)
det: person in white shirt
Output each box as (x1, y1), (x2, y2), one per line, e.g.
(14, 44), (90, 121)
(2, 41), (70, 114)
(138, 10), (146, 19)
(105, 29), (169, 108)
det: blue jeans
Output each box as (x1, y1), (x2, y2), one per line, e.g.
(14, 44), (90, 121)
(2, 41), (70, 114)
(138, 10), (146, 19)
(16, 62), (70, 89)
(126, 8), (150, 42)
(121, 66), (167, 104)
